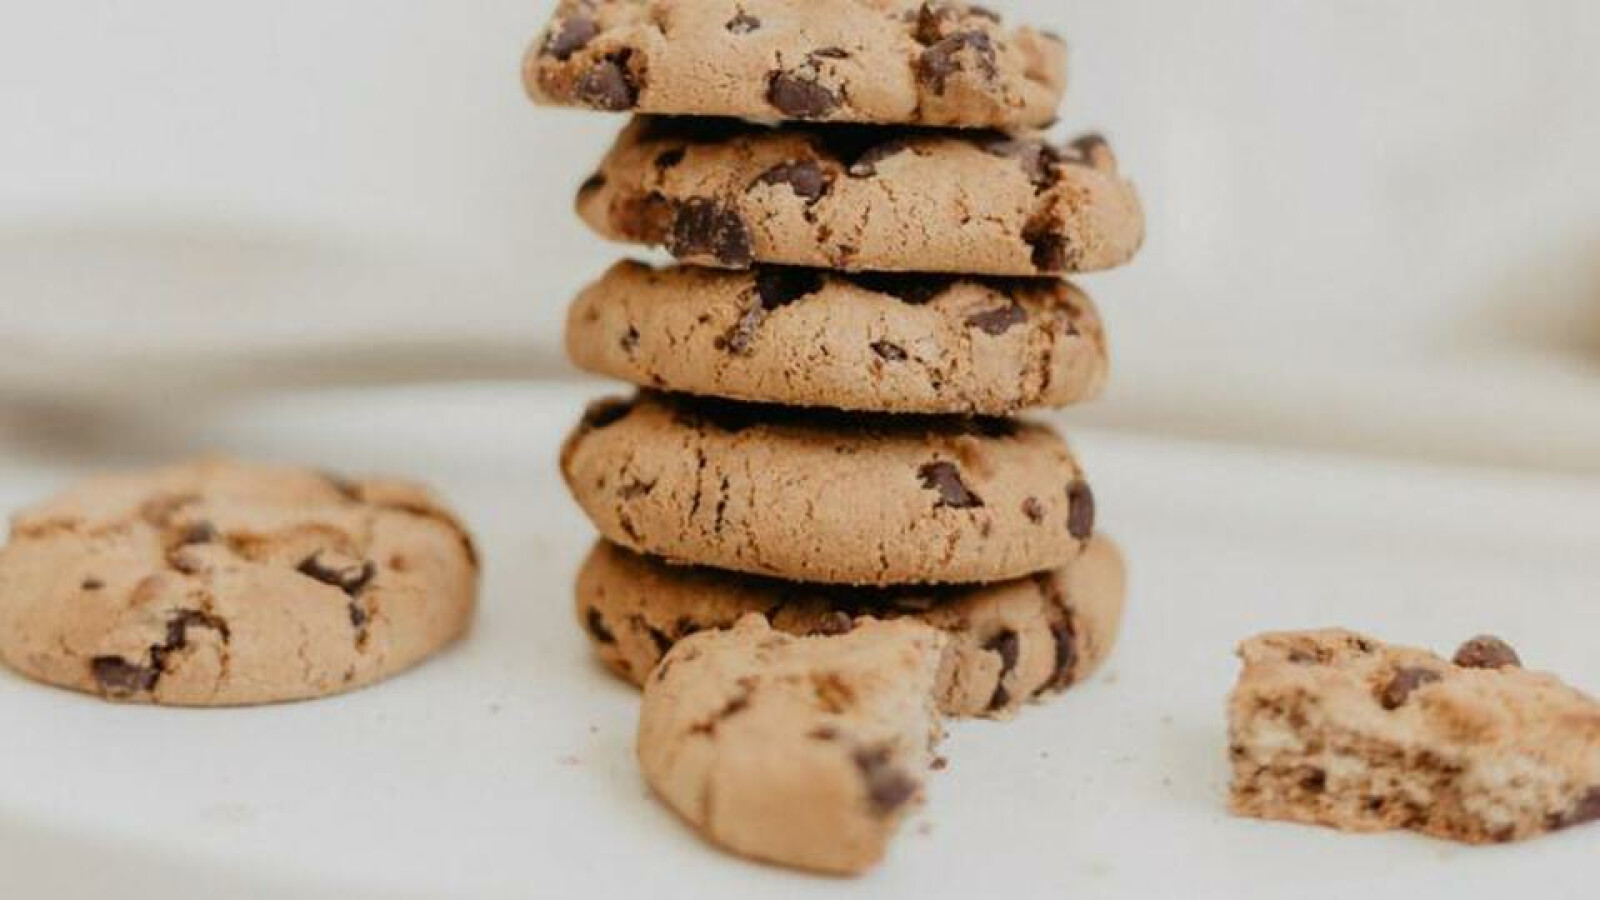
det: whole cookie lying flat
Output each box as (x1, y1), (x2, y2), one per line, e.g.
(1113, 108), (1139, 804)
(525, 0), (1065, 129)
(1229, 630), (1600, 844)
(567, 261), (1108, 415)
(560, 392), (1096, 586)
(578, 117), (1142, 276)
(576, 536), (1125, 718)
(0, 459), (478, 706)
(639, 614), (945, 874)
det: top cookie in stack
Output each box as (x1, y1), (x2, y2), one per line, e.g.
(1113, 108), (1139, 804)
(527, 0), (1144, 875)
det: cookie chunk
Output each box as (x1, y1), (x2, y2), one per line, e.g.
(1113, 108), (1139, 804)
(577, 117), (1142, 276)
(567, 261), (1108, 415)
(1228, 630), (1600, 844)
(560, 392), (1096, 586)
(0, 459), (478, 706)
(575, 536), (1124, 718)
(638, 614), (945, 874)
(525, 0), (1066, 128)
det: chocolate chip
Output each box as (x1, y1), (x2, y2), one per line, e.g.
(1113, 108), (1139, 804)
(812, 611), (855, 637)
(980, 136), (1061, 190)
(297, 553), (377, 597)
(912, 2), (951, 45)
(178, 520), (219, 546)
(931, 755), (949, 771)
(809, 725), (839, 741)
(726, 12), (761, 33)
(1022, 497), (1044, 523)
(576, 53), (638, 111)
(847, 139), (910, 177)
(1452, 635), (1522, 670)
(810, 46), (851, 59)
(1067, 480), (1095, 539)
(1047, 618), (1079, 691)
(1066, 133), (1111, 165)
(966, 301), (1027, 336)
(544, 16), (599, 60)
(755, 160), (829, 202)
(584, 608), (615, 645)
(653, 147), (685, 169)
(985, 629), (1020, 711)
(1555, 787), (1600, 829)
(853, 745), (919, 816)
(82, 577), (104, 591)
(842, 272), (956, 304)
(767, 70), (841, 119)
(918, 461), (983, 509)
(1024, 219), (1070, 272)
(871, 340), (908, 361)
(917, 31), (997, 94)
(580, 396), (635, 430)
(91, 657), (158, 695)
(578, 171), (607, 194)
(1300, 768), (1328, 793)
(668, 198), (753, 267)
(620, 326), (639, 352)
(1379, 667), (1442, 710)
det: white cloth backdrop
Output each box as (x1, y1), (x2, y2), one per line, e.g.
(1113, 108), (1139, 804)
(1, 1), (1597, 470)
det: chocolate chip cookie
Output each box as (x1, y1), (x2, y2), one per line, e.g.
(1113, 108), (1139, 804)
(560, 392), (1096, 586)
(525, 0), (1066, 128)
(567, 261), (1108, 415)
(0, 459), (478, 706)
(638, 613), (946, 874)
(577, 117), (1143, 275)
(1229, 630), (1600, 844)
(576, 536), (1124, 718)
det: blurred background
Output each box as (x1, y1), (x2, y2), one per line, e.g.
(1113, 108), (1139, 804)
(3, 1), (1597, 472)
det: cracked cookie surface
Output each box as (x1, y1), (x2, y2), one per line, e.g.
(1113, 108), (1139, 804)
(576, 536), (1124, 718)
(639, 614), (945, 874)
(567, 261), (1108, 414)
(0, 458), (478, 706)
(525, 0), (1066, 128)
(578, 117), (1142, 275)
(1229, 630), (1600, 844)
(560, 392), (1096, 586)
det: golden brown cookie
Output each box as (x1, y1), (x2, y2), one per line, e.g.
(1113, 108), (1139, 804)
(0, 459), (478, 706)
(560, 392), (1097, 586)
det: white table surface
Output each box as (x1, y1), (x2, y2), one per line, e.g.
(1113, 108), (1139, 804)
(0, 381), (1596, 899)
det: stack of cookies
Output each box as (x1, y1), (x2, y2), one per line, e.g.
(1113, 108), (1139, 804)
(525, 0), (1144, 874)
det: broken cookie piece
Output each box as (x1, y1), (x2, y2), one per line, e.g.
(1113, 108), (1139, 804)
(1228, 629), (1600, 843)
(638, 614), (946, 874)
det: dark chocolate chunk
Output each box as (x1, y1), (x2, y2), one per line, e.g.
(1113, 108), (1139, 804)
(726, 12), (761, 34)
(871, 340), (908, 362)
(811, 47), (851, 59)
(853, 745), (919, 816)
(297, 553), (377, 597)
(1067, 479), (1095, 539)
(980, 136), (1062, 190)
(917, 31), (997, 94)
(1022, 497), (1044, 523)
(1024, 219), (1070, 272)
(585, 608), (615, 645)
(1379, 667), (1443, 710)
(1452, 635), (1522, 670)
(178, 520), (219, 546)
(91, 657), (158, 695)
(653, 147), (686, 169)
(918, 461), (984, 509)
(985, 629), (1020, 710)
(766, 70), (841, 119)
(966, 301), (1027, 336)
(755, 160), (829, 202)
(578, 171), (607, 194)
(82, 577), (104, 591)
(912, 2), (951, 45)
(544, 16), (599, 60)
(668, 198), (753, 266)
(1047, 617), (1079, 691)
(580, 396), (636, 430)
(620, 326), (639, 352)
(576, 53), (638, 111)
